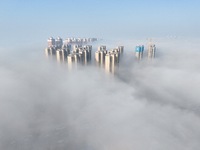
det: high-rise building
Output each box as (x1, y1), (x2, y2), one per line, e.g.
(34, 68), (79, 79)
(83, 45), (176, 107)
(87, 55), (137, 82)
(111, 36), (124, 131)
(56, 49), (68, 62)
(56, 49), (63, 62)
(55, 37), (63, 48)
(78, 53), (84, 63)
(65, 38), (72, 44)
(95, 51), (100, 62)
(99, 50), (106, 65)
(105, 50), (120, 73)
(148, 44), (156, 59)
(135, 45), (144, 60)
(65, 44), (92, 65)
(73, 44), (82, 52)
(47, 37), (55, 47)
(83, 50), (88, 64)
(98, 45), (106, 51)
(95, 46), (107, 64)
(67, 54), (74, 64)
(84, 45), (92, 61)
(66, 44), (71, 54)
(73, 54), (79, 64)
(105, 53), (111, 72)
(117, 46), (124, 55)
(67, 54), (74, 69)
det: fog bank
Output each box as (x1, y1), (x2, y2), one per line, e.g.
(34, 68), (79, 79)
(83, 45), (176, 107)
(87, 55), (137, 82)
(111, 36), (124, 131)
(0, 37), (200, 150)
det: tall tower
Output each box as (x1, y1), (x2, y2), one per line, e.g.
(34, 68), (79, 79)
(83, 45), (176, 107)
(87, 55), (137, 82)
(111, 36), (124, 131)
(98, 45), (106, 51)
(135, 45), (144, 60)
(95, 51), (100, 62)
(66, 44), (71, 54)
(148, 43), (156, 59)
(84, 45), (92, 61)
(95, 46), (107, 65)
(73, 44), (82, 52)
(83, 50), (88, 64)
(117, 46), (124, 56)
(99, 50), (105, 65)
(105, 54), (111, 72)
(47, 37), (55, 47)
(56, 49), (62, 62)
(67, 54), (74, 64)
(55, 37), (63, 48)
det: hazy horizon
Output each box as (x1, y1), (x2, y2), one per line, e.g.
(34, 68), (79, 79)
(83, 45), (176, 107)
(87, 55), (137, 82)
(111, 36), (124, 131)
(1, 0), (200, 48)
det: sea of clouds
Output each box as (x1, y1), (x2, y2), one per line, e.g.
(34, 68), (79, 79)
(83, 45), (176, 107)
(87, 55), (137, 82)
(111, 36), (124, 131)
(0, 37), (200, 150)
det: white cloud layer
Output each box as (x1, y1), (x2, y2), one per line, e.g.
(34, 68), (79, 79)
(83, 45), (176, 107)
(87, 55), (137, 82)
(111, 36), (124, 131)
(0, 37), (200, 150)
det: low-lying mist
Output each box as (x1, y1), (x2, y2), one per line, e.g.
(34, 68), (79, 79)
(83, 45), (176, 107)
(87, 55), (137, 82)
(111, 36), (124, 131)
(0, 37), (200, 150)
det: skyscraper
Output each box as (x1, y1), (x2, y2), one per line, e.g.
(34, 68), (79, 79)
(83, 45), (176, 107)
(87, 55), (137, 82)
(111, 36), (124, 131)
(84, 45), (92, 62)
(67, 54), (74, 64)
(55, 37), (63, 48)
(95, 51), (100, 63)
(95, 46), (107, 65)
(135, 45), (144, 60)
(74, 44), (82, 49)
(56, 49), (63, 62)
(117, 46), (124, 55)
(98, 45), (106, 51)
(66, 44), (71, 54)
(47, 37), (55, 47)
(105, 50), (120, 73)
(148, 44), (156, 59)
(105, 53), (111, 72)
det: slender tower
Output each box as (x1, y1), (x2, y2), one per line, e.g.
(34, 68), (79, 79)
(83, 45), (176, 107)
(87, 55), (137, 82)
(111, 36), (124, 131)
(135, 45), (144, 60)
(47, 37), (55, 47)
(105, 53), (111, 72)
(148, 39), (156, 59)
(55, 37), (63, 48)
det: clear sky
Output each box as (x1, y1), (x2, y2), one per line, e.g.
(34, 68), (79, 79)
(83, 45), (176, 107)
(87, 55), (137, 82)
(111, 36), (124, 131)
(0, 0), (200, 47)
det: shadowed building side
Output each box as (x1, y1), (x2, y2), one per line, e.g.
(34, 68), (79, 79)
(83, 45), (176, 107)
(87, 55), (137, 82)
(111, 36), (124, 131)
(117, 46), (124, 58)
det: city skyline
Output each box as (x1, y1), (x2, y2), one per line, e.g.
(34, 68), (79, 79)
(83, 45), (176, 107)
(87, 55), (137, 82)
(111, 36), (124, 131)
(44, 36), (157, 74)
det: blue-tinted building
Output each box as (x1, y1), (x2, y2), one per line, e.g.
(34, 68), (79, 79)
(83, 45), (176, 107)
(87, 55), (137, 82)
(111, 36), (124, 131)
(135, 45), (144, 60)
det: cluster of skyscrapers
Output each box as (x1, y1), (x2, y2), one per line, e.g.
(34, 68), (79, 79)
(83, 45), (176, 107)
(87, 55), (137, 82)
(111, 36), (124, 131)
(45, 36), (156, 74)
(95, 46), (124, 73)
(135, 42), (156, 60)
(67, 45), (92, 65)
(45, 37), (70, 59)
(45, 37), (93, 65)
(47, 37), (64, 48)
